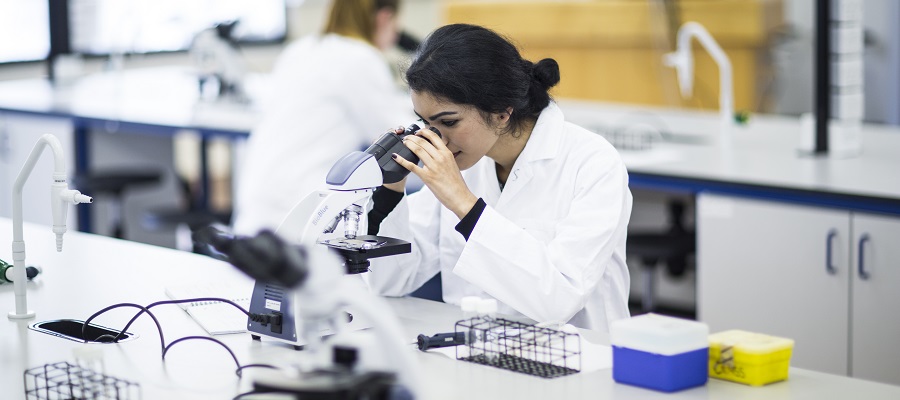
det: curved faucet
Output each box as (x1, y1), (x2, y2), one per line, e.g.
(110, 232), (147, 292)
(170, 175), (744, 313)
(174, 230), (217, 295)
(664, 22), (735, 137)
(10, 134), (92, 319)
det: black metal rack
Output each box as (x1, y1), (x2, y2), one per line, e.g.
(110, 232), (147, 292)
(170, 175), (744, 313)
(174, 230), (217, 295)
(454, 317), (581, 379)
(24, 361), (141, 400)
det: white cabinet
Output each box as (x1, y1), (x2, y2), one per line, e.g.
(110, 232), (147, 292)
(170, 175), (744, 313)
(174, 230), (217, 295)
(697, 193), (851, 375)
(850, 214), (900, 384)
(697, 193), (900, 385)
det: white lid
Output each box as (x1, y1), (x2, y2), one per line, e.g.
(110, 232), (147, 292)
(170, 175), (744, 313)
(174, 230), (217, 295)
(476, 298), (498, 315)
(610, 313), (709, 355)
(460, 296), (481, 313)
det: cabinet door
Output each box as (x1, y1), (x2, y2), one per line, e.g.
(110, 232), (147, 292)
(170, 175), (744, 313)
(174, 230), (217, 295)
(851, 213), (900, 385)
(697, 193), (850, 375)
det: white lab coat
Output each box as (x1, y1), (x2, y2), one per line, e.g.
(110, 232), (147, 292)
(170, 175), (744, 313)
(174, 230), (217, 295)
(365, 103), (633, 333)
(233, 34), (414, 234)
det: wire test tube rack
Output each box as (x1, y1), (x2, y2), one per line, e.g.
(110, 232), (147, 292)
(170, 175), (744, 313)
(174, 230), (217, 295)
(454, 317), (581, 378)
(24, 361), (141, 400)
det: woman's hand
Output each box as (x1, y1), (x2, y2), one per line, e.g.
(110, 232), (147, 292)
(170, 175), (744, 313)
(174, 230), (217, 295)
(392, 128), (478, 219)
(381, 126), (408, 193)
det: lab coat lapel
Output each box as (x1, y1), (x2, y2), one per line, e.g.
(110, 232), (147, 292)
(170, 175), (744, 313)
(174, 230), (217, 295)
(496, 164), (533, 208)
(496, 103), (564, 209)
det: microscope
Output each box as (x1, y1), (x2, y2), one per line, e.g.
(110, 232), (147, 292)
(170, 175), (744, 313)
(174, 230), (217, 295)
(196, 124), (436, 397)
(238, 124), (437, 348)
(190, 21), (248, 103)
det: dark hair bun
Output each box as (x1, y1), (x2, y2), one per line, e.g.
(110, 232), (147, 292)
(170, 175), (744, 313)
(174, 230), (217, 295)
(532, 58), (560, 90)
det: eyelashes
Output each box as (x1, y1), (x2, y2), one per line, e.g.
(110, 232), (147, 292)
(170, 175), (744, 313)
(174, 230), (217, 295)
(417, 118), (457, 128)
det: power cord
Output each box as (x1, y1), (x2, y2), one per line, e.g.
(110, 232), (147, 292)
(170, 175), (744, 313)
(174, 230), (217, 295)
(86, 297), (281, 343)
(233, 390), (270, 400)
(83, 303), (166, 353)
(161, 335), (277, 377)
(82, 297), (277, 379)
(90, 297), (251, 343)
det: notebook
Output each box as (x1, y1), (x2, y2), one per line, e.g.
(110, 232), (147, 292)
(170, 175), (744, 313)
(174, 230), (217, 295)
(164, 281), (252, 335)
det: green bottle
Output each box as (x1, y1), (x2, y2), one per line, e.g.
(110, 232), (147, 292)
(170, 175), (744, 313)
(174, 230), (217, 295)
(0, 258), (12, 283)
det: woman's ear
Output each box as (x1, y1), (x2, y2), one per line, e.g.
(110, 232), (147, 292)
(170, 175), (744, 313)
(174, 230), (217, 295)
(494, 108), (513, 127)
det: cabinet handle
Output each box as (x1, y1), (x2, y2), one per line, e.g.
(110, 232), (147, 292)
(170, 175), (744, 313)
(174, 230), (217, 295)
(858, 233), (871, 280)
(826, 229), (837, 275)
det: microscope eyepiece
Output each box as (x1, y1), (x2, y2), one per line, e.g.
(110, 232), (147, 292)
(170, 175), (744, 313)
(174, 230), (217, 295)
(366, 124), (442, 184)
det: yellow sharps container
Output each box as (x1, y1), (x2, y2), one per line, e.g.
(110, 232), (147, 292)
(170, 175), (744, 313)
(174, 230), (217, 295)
(708, 330), (794, 386)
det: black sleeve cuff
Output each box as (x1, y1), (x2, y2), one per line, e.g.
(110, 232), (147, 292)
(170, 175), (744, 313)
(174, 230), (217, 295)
(454, 198), (487, 241)
(367, 186), (405, 235)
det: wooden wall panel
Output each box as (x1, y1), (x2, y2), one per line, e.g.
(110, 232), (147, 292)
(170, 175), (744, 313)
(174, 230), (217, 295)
(444, 0), (783, 112)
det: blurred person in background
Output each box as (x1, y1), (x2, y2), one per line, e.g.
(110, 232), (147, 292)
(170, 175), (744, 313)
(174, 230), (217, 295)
(232, 0), (414, 234)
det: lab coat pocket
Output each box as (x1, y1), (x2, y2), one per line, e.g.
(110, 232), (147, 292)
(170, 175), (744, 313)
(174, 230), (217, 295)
(519, 219), (557, 244)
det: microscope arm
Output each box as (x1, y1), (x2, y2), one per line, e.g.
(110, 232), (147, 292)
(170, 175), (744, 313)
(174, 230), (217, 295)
(275, 151), (383, 245)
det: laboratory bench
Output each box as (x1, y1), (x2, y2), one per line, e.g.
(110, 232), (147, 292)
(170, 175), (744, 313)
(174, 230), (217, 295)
(4, 68), (900, 385)
(0, 67), (260, 237)
(3, 217), (900, 400)
(4, 68), (899, 218)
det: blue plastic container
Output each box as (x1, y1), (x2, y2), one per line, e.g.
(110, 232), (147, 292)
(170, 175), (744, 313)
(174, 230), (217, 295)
(610, 313), (709, 392)
(612, 346), (709, 392)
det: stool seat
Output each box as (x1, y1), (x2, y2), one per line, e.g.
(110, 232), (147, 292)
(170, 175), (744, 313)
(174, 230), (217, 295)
(628, 232), (695, 271)
(71, 171), (162, 195)
(142, 208), (232, 231)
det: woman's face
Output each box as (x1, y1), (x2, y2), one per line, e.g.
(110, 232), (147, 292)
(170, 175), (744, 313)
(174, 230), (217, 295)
(373, 8), (399, 51)
(410, 90), (503, 171)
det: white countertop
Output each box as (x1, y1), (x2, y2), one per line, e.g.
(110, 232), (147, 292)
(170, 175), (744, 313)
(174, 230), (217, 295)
(3, 67), (900, 209)
(3, 218), (900, 399)
(0, 67), (262, 134)
(559, 99), (900, 203)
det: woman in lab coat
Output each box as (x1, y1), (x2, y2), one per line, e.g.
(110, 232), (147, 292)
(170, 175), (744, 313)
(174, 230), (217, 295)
(365, 24), (633, 333)
(232, 0), (414, 234)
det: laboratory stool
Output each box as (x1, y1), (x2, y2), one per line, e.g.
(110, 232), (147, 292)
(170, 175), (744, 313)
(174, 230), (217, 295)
(71, 170), (163, 239)
(626, 200), (695, 314)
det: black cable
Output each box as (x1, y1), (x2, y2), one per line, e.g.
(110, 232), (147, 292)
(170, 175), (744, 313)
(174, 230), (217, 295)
(85, 298), (277, 379)
(118, 297), (251, 341)
(236, 363), (279, 375)
(82, 303), (166, 354)
(233, 390), (269, 400)
(163, 336), (242, 376)
(92, 334), (121, 343)
(162, 336), (278, 378)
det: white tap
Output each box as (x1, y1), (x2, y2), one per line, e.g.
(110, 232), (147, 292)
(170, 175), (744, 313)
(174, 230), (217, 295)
(664, 22), (735, 139)
(10, 134), (92, 319)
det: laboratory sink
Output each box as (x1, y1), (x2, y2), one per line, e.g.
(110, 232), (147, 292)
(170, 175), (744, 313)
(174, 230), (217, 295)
(30, 319), (137, 343)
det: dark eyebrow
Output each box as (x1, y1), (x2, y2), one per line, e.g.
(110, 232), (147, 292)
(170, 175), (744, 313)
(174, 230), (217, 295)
(429, 111), (458, 120)
(415, 110), (458, 123)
